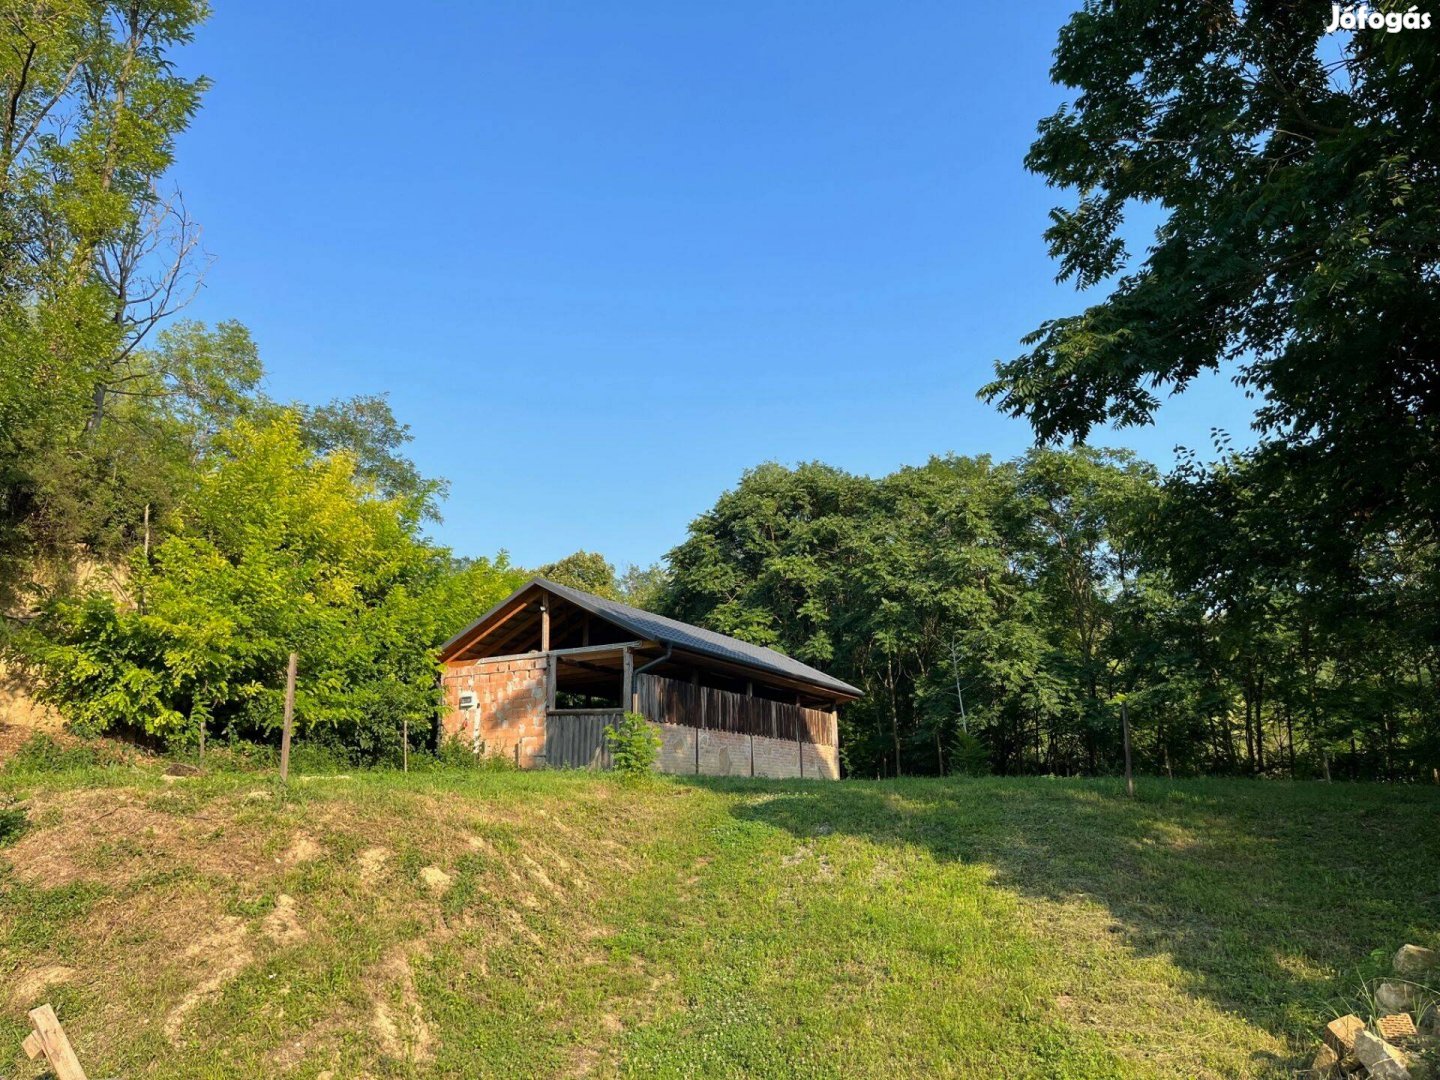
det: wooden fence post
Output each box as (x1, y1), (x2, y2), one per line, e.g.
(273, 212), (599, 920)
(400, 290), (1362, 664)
(279, 651), (297, 783)
(1120, 698), (1135, 798)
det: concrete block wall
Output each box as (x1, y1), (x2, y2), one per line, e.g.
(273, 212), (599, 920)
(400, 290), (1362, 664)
(652, 726), (836, 779)
(694, 729), (748, 776)
(656, 723), (698, 774)
(751, 732), (802, 779)
(801, 741), (840, 780)
(441, 655), (548, 767)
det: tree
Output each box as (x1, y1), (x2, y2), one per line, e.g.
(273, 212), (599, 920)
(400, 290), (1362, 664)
(660, 453), (1156, 778)
(537, 550), (622, 599)
(13, 414), (517, 760)
(296, 394), (445, 520)
(1, 2), (212, 600)
(982, 0), (1440, 570)
(616, 562), (669, 610)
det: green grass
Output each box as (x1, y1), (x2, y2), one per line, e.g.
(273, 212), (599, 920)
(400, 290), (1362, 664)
(1, 764), (1436, 1078)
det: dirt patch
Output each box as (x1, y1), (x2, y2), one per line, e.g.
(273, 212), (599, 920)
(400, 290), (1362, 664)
(163, 916), (253, 1042)
(357, 846), (390, 884)
(369, 945), (434, 1062)
(0, 658), (64, 737)
(4, 788), (273, 887)
(519, 852), (565, 898)
(282, 833), (322, 865)
(262, 893), (307, 946)
(8, 965), (74, 1008)
(419, 866), (451, 893)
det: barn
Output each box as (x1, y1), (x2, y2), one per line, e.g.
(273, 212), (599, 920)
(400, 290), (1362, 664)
(437, 578), (859, 779)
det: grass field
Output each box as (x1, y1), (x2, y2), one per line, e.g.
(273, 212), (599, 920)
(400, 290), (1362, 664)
(1, 755), (1437, 1078)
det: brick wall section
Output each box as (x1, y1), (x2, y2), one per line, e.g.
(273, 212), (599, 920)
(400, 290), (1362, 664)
(441, 655), (548, 767)
(694, 729), (747, 776)
(439, 656), (842, 778)
(751, 733), (802, 779)
(801, 741), (840, 780)
(670, 728), (827, 779)
(655, 723), (697, 774)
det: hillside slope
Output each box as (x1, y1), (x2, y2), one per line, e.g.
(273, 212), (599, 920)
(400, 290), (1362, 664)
(2, 765), (1436, 1078)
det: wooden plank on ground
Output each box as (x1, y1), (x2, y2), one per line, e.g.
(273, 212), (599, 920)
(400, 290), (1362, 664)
(27, 1004), (88, 1080)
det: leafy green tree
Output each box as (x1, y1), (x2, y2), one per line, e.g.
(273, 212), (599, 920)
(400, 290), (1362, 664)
(1, 2), (212, 600)
(617, 562), (670, 610)
(296, 394), (445, 520)
(661, 453), (1159, 778)
(982, 0), (1439, 593)
(13, 414), (515, 759)
(537, 550), (622, 599)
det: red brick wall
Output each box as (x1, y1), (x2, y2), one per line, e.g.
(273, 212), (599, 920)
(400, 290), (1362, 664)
(440, 655), (548, 767)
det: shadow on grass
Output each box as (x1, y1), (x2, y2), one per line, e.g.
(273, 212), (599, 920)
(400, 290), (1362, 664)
(712, 774), (1440, 1058)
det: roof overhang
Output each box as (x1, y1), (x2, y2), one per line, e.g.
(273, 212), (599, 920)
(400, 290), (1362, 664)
(438, 578), (862, 703)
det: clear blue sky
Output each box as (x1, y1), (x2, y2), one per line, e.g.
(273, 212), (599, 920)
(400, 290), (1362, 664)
(174, 1), (1252, 570)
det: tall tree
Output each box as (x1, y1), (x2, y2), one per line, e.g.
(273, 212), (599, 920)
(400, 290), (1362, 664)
(982, 0), (1440, 568)
(1, 1), (211, 598)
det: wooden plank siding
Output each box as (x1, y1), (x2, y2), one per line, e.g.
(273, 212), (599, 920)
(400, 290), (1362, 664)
(543, 709), (621, 769)
(634, 673), (837, 747)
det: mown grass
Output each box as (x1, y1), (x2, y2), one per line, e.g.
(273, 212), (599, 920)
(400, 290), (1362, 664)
(1, 761), (1435, 1078)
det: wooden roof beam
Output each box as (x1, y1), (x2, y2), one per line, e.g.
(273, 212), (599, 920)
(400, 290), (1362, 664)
(443, 586), (541, 660)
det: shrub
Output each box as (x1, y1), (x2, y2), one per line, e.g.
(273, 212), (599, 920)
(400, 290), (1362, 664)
(950, 732), (992, 777)
(603, 712), (661, 777)
(3, 732), (134, 774)
(0, 800), (28, 846)
(10, 417), (524, 761)
(409, 735), (517, 773)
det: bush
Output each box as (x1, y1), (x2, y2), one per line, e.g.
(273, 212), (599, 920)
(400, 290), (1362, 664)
(3, 732), (135, 774)
(410, 735), (517, 773)
(0, 800), (28, 846)
(950, 732), (992, 776)
(603, 712), (661, 777)
(10, 416), (525, 761)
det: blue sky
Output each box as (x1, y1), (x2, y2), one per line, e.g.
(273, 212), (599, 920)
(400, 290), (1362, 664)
(174, 1), (1253, 570)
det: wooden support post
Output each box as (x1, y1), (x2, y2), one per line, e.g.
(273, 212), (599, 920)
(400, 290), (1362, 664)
(796, 693), (804, 778)
(622, 648), (634, 713)
(547, 653), (558, 711)
(694, 673), (703, 774)
(26, 1004), (88, 1080)
(280, 651), (297, 783)
(540, 600), (550, 652)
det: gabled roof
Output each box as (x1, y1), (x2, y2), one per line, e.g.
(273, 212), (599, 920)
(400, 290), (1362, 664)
(440, 577), (862, 700)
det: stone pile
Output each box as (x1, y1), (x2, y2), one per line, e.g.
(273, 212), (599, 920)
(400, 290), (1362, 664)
(1313, 945), (1438, 1079)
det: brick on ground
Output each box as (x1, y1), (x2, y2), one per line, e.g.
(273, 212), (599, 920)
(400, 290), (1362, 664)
(1324, 1015), (1366, 1056)
(1377, 1013), (1418, 1042)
